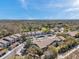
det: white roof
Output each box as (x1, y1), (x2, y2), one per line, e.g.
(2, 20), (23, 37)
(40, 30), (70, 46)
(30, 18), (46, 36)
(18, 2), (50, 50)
(0, 40), (9, 44)
(27, 32), (32, 35)
(10, 35), (18, 38)
(4, 36), (14, 41)
(0, 43), (3, 46)
(58, 36), (65, 40)
(26, 31), (42, 35)
(14, 34), (22, 37)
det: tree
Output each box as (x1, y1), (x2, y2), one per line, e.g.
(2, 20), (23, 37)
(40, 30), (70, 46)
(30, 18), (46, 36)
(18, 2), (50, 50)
(58, 44), (69, 54)
(58, 37), (78, 54)
(47, 23), (51, 29)
(63, 24), (70, 32)
(24, 44), (43, 59)
(20, 24), (27, 32)
(56, 33), (69, 38)
(45, 46), (58, 59)
(28, 45), (43, 56)
(28, 26), (32, 32)
(21, 34), (27, 42)
(0, 29), (12, 38)
(75, 32), (79, 38)
(25, 39), (32, 48)
(44, 50), (55, 59)
(41, 27), (49, 33)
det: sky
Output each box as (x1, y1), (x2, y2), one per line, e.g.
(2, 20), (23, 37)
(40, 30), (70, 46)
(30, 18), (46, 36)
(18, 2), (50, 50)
(0, 0), (79, 20)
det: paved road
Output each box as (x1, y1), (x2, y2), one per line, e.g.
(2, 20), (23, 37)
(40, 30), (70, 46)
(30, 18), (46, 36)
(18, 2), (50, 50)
(0, 43), (25, 59)
(57, 45), (79, 59)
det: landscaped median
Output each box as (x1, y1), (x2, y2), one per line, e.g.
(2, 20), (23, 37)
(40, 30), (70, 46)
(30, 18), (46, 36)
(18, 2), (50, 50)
(57, 45), (79, 59)
(0, 42), (24, 59)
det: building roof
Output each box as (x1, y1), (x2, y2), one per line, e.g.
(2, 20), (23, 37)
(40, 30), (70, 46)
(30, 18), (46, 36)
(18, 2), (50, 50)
(3, 36), (14, 41)
(27, 32), (32, 35)
(10, 35), (18, 39)
(33, 35), (61, 49)
(67, 31), (78, 36)
(14, 34), (22, 37)
(58, 36), (65, 40)
(0, 40), (9, 44)
(0, 43), (3, 47)
(24, 31), (43, 36)
(36, 31), (42, 34)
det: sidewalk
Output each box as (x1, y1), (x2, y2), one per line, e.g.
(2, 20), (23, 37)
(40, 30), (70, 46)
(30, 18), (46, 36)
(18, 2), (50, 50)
(57, 45), (79, 59)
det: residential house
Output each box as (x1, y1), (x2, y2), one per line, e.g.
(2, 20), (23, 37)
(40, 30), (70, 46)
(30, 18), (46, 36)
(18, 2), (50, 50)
(35, 31), (43, 35)
(59, 27), (64, 33)
(67, 31), (78, 37)
(0, 43), (4, 49)
(8, 42), (19, 50)
(14, 34), (22, 37)
(58, 36), (66, 41)
(14, 34), (22, 41)
(50, 36), (65, 47)
(10, 35), (19, 41)
(53, 27), (64, 33)
(33, 35), (58, 49)
(0, 40), (10, 47)
(3, 37), (15, 44)
(24, 31), (43, 36)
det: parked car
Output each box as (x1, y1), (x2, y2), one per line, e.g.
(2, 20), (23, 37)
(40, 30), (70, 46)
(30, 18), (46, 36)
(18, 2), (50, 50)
(0, 49), (7, 57)
(8, 42), (19, 50)
(20, 48), (26, 55)
(0, 43), (5, 50)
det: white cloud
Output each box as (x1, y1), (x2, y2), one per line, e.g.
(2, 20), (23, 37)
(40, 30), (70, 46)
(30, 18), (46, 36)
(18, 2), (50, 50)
(43, 16), (54, 19)
(69, 13), (79, 19)
(56, 0), (79, 19)
(65, 8), (79, 12)
(47, 3), (64, 8)
(64, 0), (79, 12)
(72, 0), (79, 7)
(27, 17), (36, 20)
(19, 0), (27, 8)
(18, 0), (79, 19)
